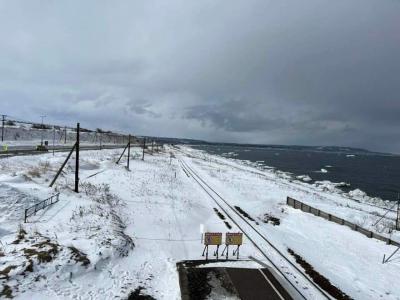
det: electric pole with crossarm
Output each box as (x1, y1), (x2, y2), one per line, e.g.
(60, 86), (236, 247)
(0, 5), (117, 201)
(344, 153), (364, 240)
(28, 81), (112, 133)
(1, 115), (6, 142)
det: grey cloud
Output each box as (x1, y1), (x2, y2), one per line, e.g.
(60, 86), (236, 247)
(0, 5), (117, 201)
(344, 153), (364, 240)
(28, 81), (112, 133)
(0, 0), (399, 152)
(127, 101), (162, 118)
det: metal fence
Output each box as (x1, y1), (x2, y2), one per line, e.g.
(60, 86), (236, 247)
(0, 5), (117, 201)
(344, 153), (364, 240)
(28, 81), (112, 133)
(24, 193), (60, 223)
(287, 196), (400, 247)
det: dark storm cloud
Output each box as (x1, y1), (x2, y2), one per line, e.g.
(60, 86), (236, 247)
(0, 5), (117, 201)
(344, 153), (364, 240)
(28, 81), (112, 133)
(0, 0), (399, 152)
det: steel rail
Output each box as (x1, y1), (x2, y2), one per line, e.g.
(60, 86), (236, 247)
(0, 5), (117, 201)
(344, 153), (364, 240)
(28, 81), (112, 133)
(179, 158), (332, 300)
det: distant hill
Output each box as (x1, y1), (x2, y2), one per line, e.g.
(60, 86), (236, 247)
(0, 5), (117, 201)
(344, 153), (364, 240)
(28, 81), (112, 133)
(141, 135), (383, 155)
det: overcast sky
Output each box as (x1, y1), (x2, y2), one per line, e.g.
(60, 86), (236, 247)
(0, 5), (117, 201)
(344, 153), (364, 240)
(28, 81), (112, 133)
(0, 0), (399, 152)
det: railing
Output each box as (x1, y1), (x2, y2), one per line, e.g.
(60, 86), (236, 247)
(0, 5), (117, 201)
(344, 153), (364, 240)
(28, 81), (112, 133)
(287, 196), (400, 247)
(24, 193), (60, 223)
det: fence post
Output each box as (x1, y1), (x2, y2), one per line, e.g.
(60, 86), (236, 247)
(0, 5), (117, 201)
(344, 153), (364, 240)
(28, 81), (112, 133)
(24, 209), (27, 223)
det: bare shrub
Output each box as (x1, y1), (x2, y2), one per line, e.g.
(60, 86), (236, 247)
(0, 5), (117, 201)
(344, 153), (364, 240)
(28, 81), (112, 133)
(27, 167), (41, 178)
(26, 161), (51, 178)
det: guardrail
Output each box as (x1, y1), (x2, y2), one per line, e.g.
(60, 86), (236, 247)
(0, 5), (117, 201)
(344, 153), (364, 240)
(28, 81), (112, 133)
(24, 193), (60, 223)
(287, 196), (400, 247)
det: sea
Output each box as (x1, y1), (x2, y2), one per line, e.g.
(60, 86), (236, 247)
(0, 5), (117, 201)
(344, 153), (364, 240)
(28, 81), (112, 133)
(190, 144), (400, 202)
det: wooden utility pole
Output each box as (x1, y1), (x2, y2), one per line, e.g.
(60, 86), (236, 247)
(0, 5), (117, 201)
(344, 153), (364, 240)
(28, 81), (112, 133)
(397, 193), (400, 230)
(142, 138), (146, 160)
(40, 115), (46, 146)
(1, 115), (5, 142)
(127, 134), (131, 170)
(74, 123), (80, 193)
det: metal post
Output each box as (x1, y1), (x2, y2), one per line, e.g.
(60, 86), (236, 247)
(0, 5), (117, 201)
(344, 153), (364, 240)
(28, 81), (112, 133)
(1, 114), (5, 142)
(127, 134), (131, 170)
(142, 138), (145, 160)
(74, 123), (80, 193)
(64, 126), (67, 144)
(151, 140), (154, 154)
(100, 132), (102, 150)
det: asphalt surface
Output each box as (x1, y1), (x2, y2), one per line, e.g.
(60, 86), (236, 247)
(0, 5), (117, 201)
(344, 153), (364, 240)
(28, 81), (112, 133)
(226, 267), (293, 300)
(177, 261), (295, 300)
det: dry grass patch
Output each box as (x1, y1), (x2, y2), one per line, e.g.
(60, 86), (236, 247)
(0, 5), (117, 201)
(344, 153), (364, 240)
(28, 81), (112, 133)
(68, 246), (90, 267)
(0, 265), (17, 280)
(23, 240), (59, 264)
(0, 285), (13, 298)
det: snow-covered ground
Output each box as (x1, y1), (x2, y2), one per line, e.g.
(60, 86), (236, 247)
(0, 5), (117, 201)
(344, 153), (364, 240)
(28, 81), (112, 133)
(0, 145), (399, 299)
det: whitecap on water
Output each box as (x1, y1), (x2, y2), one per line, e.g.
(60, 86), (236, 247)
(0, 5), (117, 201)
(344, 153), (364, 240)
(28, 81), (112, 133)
(296, 175), (312, 182)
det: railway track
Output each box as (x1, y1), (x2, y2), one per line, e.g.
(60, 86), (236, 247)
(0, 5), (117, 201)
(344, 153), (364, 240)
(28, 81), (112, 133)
(178, 157), (333, 300)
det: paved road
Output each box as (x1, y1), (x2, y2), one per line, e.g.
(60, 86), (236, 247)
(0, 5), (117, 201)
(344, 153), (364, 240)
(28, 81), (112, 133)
(0, 144), (130, 158)
(226, 267), (293, 300)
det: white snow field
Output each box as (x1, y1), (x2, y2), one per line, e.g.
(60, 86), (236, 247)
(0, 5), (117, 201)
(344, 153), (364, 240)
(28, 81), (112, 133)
(0, 145), (399, 299)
